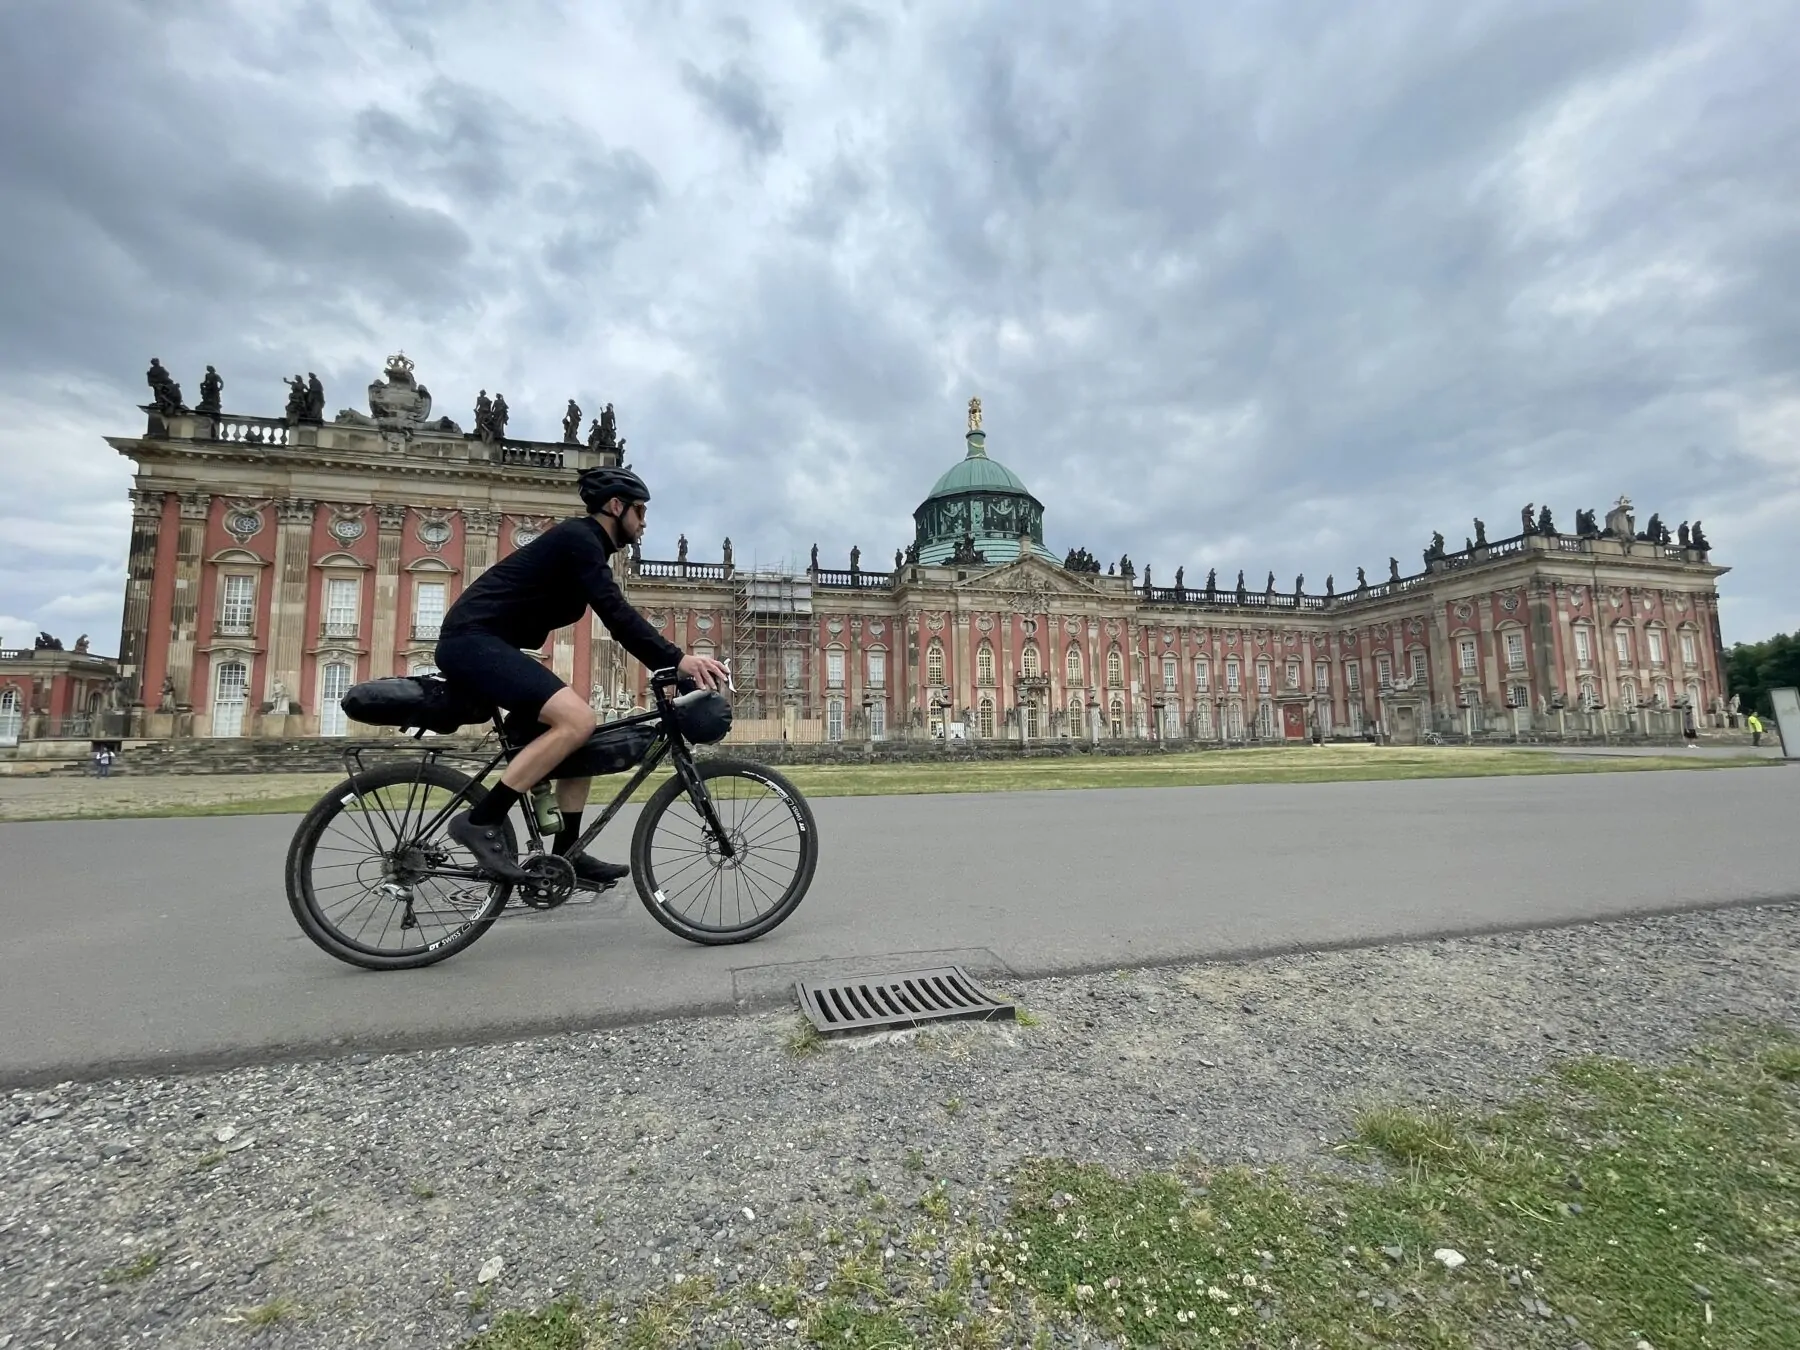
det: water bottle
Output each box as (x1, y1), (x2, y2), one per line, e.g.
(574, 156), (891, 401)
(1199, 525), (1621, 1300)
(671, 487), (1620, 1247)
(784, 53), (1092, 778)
(528, 780), (562, 834)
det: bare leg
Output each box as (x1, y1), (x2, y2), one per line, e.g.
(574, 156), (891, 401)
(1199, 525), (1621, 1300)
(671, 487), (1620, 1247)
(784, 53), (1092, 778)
(498, 687), (594, 792)
(555, 777), (592, 812)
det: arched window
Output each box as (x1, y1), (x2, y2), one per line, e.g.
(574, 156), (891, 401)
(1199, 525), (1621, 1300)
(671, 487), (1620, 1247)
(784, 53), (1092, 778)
(0, 687), (21, 746)
(1066, 646), (1082, 686)
(1620, 680), (1638, 709)
(978, 697), (995, 737)
(1109, 696), (1124, 738)
(976, 643), (995, 684)
(1225, 658), (1240, 692)
(1162, 702), (1182, 738)
(1224, 699), (1244, 740)
(1162, 656), (1178, 690)
(827, 698), (844, 741)
(1106, 648), (1123, 687)
(1257, 700), (1275, 739)
(1024, 703), (1040, 738)
(319, 661), (352, 737)
(1021, 643), (1041, 677)
(1195, 657), (1210, 691)
(1068, 697), (1083, 736)
(1579, 679), (1599, 710)
(211, 660), (248, 738)
(1256, 660), (1271, 693)
(826, 646), (845, 688)
(926, 641), (945, 687)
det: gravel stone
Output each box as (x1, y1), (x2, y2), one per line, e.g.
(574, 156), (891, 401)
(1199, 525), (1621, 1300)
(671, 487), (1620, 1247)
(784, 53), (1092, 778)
(0, 903), (1795, 1347)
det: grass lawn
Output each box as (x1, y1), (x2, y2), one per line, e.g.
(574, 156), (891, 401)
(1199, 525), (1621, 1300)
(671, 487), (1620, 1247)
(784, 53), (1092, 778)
(464, 1023), (1800, 1349)
(0, 744), (1773, 821)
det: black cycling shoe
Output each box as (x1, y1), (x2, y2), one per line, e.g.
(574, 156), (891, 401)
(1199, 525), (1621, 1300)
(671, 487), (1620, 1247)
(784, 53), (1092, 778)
(568, 853), (630, 890)
(448, 812), (534, 884)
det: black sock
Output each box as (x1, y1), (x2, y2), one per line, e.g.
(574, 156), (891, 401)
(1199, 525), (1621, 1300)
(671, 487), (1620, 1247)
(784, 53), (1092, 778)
(554, 810), (584, 855)
(469, 782), (523, 827)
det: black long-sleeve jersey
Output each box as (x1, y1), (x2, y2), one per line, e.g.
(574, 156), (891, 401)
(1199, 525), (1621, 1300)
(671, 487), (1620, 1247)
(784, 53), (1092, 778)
(439, 515), (683, 671)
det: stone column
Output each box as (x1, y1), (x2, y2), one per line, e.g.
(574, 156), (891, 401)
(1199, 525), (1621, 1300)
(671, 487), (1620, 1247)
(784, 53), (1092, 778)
(266, 498), (317, 708)
(118, 489), (164, 705)
(163, 492), (212, 709)
(463, 509), (501, 584)
(368, 503), (408, 680)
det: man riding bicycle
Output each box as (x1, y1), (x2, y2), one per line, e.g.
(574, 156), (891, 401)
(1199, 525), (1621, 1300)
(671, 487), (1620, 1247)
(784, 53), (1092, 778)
(434, 464), (730, 887)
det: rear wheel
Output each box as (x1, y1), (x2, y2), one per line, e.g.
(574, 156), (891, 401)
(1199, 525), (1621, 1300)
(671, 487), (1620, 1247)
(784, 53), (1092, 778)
(630, 757), (817, 945)
(285, 761), (513, 970)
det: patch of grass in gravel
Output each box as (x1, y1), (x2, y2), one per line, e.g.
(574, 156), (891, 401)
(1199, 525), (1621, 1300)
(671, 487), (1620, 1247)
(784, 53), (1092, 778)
(99, 1247), (161, 1284)
(462, 1024), (1799, 1349)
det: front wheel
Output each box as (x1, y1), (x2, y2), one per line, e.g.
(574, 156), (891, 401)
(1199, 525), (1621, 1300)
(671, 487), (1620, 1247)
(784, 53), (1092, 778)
(630, 757), (818, 945)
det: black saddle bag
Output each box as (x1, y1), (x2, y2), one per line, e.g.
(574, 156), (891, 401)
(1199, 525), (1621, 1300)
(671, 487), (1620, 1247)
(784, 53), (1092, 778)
(340, 675), (496, 735)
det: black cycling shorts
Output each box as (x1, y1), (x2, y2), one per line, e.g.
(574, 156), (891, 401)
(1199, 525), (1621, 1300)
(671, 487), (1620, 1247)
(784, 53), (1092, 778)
(434, 631), (567, 723)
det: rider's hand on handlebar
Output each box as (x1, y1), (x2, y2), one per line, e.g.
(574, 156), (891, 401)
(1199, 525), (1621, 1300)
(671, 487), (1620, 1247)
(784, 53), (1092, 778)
(678, 652), (732, 692)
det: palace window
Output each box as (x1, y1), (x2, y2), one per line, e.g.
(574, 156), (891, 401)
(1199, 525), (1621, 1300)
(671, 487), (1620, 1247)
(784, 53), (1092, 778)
(1505, 630), (1526, 670)
(867, 648), (885, 686)
(826, 647), (845, 688)
(218, 574), (255, 636)
(1285, 659), (1300, 689)
(323, 578), (359, 639)
(1344, 661), (1360, 692)
(827, 698), (844, 741)
(1068, 697), (1084, 736)
(1196, 657), (1210, 692)
(1162, 701), (1181, 738)
(1257, 700), (1275, 739)
(1256, 660), (1271, 693)
(1680, 630), (1697, 666)
(869, 699), (886, 739)
(1225, 658), (1240, 692)
(1196, 701), (1214, 738)
(1107, 648), (1123, 687)
(1508, 682), (1529, 709)
(1457, 637), (1477, 673)
(978, 696), (995, 737)
(1574, 626), (1593, 667)
(1621, 680), (1638, 708)
(1162, 656), (1178, 690)
(1109, 696), (1124, 738)
(1653, 680), (1669, 707)
(1410, 649), (1429, 684)
(211, 660), (248, 738)
(1615, 627), (1633, 666)
(1025, 703), (1040, 738)
(412, 581), (446, 642)
(977, 643), (995, 685)
(1579, 680), (1599, 710)
(1647, 628), (1665, 665)
(1225, 700), (1244, 740)
(1314, 660), (1329, 692)
(1376, 654), (1392, 688)
(927, 641), (944, 687)
(319, 661), (352, 737)
(0, 688), (20, 747)
(1065, 646), (1082, 686)
(1022, 644), (1041, 677)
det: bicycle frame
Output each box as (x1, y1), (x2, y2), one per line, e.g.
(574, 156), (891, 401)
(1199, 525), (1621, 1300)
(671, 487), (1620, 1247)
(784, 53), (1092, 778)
(337, 667), (734, 870)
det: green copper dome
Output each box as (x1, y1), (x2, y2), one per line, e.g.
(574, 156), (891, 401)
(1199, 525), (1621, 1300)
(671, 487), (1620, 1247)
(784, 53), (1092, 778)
(925, 444), (1031, 498)
(912, 416), (1047, 567)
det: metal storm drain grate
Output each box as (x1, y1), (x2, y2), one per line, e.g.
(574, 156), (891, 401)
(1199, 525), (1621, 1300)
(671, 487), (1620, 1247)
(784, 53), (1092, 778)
(795, 965), (1016, 1038)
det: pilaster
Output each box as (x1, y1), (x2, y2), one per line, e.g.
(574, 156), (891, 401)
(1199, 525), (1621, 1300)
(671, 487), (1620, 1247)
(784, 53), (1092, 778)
(163, 492), (212, 707)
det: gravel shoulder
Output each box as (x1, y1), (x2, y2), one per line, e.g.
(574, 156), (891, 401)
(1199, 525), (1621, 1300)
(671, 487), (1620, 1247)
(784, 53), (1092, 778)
(3, 902), (1797, 1349)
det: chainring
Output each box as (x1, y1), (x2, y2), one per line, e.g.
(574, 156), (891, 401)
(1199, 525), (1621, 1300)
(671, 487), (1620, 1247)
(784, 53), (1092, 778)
(514, 852), (578, 910)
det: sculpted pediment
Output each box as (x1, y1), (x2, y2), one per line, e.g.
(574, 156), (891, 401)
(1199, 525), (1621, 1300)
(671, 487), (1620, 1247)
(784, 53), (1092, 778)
(953, 554), (1102, 601)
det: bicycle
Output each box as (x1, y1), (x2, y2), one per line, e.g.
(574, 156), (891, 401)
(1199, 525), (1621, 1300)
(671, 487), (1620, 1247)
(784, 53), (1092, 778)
(284, 668), (818, 970)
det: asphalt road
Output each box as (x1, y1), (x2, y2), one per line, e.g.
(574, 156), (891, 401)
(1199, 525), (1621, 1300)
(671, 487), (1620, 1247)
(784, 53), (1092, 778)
(2, 766), (1796, 1086)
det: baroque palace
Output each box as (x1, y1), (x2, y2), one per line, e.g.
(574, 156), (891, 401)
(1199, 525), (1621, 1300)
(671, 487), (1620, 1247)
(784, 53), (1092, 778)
(0, 354), (1733, 751)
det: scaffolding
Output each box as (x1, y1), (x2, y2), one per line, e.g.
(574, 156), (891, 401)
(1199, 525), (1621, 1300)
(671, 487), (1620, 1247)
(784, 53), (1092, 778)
(731, 563), (813, 722)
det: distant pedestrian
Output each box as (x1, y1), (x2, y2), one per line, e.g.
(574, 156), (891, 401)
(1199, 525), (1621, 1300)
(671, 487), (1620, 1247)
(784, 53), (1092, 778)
(92, 746), (113, 777)
(1747, 712), (1764, 747)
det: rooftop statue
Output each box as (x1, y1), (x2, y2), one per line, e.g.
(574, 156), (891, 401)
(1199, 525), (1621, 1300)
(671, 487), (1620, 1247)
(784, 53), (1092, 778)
(367, 353), (433, 426)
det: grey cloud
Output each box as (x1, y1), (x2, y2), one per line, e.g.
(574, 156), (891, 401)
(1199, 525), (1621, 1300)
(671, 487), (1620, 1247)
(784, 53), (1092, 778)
(354, 80), (520, 205)
(680, 60), (783, 157)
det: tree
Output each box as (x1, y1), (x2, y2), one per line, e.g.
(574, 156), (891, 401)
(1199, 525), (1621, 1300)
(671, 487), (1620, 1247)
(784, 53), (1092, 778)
(1725, 632), (1800, 717)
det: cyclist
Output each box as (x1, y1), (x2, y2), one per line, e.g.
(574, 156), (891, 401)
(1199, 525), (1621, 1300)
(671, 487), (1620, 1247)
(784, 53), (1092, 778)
(434, 464), (729, 886)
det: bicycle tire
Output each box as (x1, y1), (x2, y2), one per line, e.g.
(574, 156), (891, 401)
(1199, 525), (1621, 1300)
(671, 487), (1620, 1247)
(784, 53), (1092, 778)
(629, 757), (818, 945)
(286, 760), (514, 970)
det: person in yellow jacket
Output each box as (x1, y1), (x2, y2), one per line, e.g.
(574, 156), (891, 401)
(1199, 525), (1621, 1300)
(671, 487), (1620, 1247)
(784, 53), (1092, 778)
(1747, 711), (1764, 746)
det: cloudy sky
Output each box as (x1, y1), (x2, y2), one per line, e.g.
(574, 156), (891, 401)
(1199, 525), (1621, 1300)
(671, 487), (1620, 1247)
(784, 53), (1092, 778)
(2, 0), (1796, 653)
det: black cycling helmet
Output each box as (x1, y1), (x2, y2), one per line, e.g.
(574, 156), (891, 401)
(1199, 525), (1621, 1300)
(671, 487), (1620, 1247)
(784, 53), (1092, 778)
(577, 464), (651, 514)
